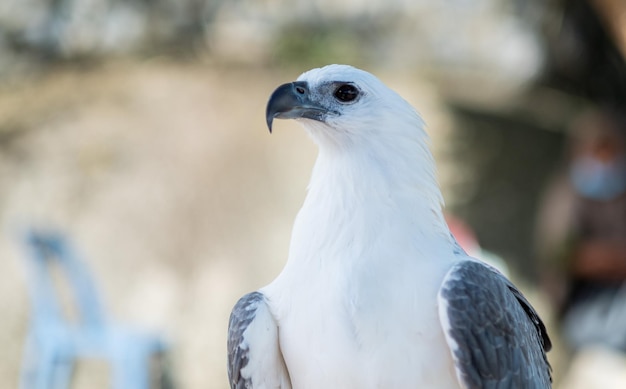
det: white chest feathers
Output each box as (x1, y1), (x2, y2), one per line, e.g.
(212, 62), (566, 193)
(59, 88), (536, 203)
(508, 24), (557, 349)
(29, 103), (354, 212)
(263, 235), (461, 389)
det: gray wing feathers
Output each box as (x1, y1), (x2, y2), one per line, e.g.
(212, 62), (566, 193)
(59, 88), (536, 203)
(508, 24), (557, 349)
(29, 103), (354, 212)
(228, 292), (262, 389)
(438, 261), (552, 389)
(227, 291), (291, 389)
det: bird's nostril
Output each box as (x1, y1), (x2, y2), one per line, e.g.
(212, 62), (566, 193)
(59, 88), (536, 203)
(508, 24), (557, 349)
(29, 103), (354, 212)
(296, 86), (305, 94)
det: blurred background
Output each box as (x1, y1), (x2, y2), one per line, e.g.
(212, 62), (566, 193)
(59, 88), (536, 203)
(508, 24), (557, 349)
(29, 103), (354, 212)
(1, 0), (625, 387)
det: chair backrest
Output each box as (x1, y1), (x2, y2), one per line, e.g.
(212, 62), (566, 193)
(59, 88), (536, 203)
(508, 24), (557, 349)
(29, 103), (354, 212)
(22, 230), (107, 330)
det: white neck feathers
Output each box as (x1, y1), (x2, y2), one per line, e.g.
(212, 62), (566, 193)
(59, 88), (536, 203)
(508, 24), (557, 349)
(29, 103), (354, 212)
(287, 117), (451, 268)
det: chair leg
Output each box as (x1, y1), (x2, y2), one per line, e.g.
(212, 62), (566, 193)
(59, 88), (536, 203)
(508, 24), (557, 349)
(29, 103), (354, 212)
(112, 348), (151, 389)
(20, 339), (74, 389)
(51, 356), (74, 389)
(19, 337), (38, 389)
(31, 342), (58, 389)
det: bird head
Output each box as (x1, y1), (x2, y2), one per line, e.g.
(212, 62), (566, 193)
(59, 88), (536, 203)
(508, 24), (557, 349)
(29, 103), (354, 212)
(266, 65), (444, 221)
(266, 65), (450, 251)
(266, 64), (426, 151)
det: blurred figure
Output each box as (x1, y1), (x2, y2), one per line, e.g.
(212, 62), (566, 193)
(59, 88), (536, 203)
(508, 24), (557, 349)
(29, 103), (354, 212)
(535, 107), (626, 387)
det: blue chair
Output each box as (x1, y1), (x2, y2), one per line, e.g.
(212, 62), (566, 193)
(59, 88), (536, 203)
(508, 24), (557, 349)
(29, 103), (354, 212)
(19, 230), (171, 389)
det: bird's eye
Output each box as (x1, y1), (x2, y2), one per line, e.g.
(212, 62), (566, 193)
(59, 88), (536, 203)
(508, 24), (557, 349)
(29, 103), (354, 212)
(333, 84), (359, 103)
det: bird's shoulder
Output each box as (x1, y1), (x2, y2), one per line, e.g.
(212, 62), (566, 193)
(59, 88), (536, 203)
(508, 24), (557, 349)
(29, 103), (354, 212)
(438, 259), (552, 388)
(227, 291), (292, 389)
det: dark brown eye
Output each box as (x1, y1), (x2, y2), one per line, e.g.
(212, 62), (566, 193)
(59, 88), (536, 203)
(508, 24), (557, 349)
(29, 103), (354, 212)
(334, 84), (359, 102)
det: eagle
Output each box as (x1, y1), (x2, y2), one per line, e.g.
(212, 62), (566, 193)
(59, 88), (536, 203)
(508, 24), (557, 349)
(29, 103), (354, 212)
(227, 64), (551, 389)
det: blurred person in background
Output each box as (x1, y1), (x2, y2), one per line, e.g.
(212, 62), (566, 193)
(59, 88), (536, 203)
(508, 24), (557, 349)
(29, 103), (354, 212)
(535, 107), (626, 386)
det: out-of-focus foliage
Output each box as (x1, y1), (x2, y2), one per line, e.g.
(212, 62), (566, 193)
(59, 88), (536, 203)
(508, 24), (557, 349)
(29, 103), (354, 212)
(0, 0), (221, 77)
(0, 0), (546, 86)
(272, 18), (386, 68)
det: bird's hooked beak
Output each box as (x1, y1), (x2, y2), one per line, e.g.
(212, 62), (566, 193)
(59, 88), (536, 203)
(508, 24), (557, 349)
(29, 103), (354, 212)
(266, 81), (328, 133)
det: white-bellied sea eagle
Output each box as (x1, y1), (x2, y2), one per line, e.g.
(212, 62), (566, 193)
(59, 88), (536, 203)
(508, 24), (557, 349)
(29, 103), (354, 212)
(227, 64), (552, 389)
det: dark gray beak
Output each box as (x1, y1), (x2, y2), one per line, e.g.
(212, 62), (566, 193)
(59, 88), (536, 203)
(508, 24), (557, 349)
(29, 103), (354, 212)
(266, 81), (328, 133)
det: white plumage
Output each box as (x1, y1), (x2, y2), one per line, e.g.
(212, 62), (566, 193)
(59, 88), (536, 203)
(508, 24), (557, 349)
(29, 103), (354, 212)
(227, 65), (551, 389)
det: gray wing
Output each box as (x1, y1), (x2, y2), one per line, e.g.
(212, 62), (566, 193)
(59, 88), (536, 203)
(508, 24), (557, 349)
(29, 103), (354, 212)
(227, 291), (292, 389)
(438, 260), (552, 389)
